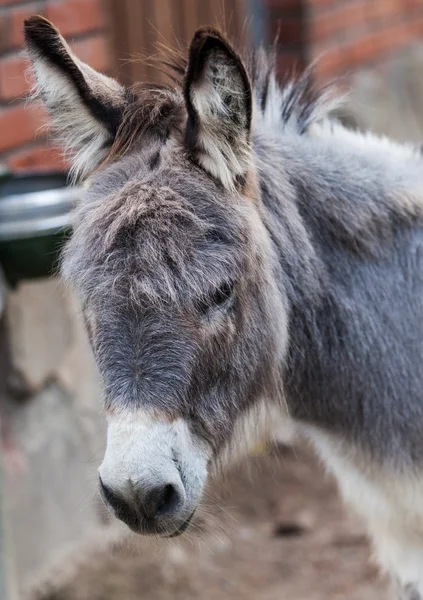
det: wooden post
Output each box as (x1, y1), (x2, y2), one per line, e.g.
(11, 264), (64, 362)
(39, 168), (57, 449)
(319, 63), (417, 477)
(106, 0), (249, 86)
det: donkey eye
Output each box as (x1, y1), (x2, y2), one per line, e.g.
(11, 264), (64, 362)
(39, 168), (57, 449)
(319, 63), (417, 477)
(198, 282), (234, 315)
(210, 282), (233, 306)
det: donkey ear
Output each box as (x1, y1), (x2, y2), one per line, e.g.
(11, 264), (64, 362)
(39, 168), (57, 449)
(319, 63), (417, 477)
(184, 28), (252, 191)
(24, 16), (131, 180)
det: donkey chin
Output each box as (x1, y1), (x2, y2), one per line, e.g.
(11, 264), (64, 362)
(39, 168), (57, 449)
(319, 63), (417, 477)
(98, 410), (211, 537)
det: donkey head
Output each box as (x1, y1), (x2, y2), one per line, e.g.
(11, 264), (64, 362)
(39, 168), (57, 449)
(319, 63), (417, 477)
(25, 17), (288, 536)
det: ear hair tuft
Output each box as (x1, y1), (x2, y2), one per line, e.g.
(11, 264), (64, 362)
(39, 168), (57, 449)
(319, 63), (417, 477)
(24, 16), (130, 181)
(184, 27), (253, 191)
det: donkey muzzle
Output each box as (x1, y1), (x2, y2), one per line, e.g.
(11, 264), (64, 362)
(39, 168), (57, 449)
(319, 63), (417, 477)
(98, 410), (209, 536)
(98, 472), (190, 535)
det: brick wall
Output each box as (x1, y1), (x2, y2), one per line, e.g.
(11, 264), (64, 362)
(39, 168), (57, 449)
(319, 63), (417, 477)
(309, 0), (423, 83)
(2, 0), (423, 171)
(262, 0), (306, 76)
(263, 0), (423, 83)
(0, 0), (110, 173)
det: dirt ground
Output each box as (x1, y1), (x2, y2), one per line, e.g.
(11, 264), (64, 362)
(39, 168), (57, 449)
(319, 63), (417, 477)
(30, 445), (390, 600)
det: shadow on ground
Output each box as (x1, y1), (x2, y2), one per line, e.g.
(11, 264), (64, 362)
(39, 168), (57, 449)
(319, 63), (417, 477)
(28, 445), (390, 600)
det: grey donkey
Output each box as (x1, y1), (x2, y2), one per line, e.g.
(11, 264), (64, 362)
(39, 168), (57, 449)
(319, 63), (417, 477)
(24, 15), (423, 598)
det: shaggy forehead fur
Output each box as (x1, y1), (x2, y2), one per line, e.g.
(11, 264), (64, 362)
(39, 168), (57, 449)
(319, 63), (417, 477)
(61, 47), (340, 307)
(62, 151), (259, 309)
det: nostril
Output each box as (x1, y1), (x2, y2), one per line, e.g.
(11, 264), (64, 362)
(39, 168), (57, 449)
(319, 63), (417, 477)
(143, 483), (184, 520)
(98, 475), (186, 529)
(99, 476), (139, 530)
(157, 484), (180, 517)
(99, 476), (120, 509)
(99, 477), (129, 516)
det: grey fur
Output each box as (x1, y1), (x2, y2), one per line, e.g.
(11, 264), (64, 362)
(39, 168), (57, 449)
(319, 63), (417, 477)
(255, 128), (423, 466)
(25, 17), (423, 594)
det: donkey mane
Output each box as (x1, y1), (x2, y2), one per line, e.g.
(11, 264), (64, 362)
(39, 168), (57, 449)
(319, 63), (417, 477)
(107, 46), (338, 165)
(108, 45), (423, 263)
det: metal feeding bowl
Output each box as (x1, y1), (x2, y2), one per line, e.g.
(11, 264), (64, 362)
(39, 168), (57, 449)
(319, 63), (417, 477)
(0, 171), (80, 286)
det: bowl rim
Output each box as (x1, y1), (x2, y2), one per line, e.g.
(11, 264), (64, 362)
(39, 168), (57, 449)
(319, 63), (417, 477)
(0, 214), (73, 241)
(0, 187), (80, 241)
(0, 186), (80, 215)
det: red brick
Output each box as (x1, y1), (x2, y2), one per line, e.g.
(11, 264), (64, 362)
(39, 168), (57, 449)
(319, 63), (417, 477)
(309, 12), (333, 42)
(352, 23), (410, 63)
(0, 103), (48, 153)
(334, 2), (367, 31)
(346, 35), (378, 66)
(10, 4), (46, 49)
(0, 38), (110, 103)
(0, 15), (10, 52)
(313, 46), (345, 80)
(410, 17), (423, 36)
(310, 2), (368, 42)
(45, 0), (104, 38)
(8, 0), (104, 49)
(313, 19), (417, 82)
(0, 0), (26, 5)
(366, 0), (404, 22)
(263, 0), (302, 8)
(269, 17), (304, 46)
(277, 53), (304, 77)
(71, 34), (110, 72)
(6, 143), (67, 172)
(308, 0), (336, 7)
(403, 0), (423, 9)
(0, 55), (32, 101)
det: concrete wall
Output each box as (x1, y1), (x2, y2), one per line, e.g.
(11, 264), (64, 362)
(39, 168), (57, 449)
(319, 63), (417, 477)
(0, 278), (107, 593)
(347, 43), (423, 144)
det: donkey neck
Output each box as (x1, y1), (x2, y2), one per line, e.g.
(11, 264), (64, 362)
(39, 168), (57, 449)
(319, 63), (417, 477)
(254, 124), (423, 462)
(254, 120), (423, 308)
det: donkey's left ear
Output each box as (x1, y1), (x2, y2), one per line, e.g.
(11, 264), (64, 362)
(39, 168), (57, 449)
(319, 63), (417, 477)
(24, 16), (131, 180)
(184, 28), (252, 191)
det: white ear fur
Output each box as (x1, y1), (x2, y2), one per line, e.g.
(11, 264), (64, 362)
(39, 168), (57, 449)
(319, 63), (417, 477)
(29, 56), (113, 180)
(24, 16), (128, 180)
(185, 29), (253, 192)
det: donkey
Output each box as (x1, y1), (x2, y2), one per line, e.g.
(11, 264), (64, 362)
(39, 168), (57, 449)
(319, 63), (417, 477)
(24, 15), (423, 598)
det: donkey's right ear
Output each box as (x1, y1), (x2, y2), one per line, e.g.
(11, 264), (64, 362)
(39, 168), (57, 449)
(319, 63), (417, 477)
(184, 28), (252, 192)
(24, 16), (132, 180)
